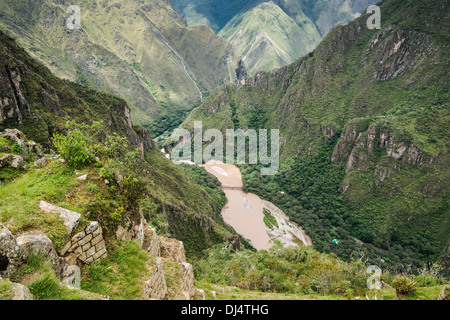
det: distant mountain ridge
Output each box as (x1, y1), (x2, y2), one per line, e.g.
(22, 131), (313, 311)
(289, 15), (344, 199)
(171, 0), (380, 74)
(0, 0), (240, 136)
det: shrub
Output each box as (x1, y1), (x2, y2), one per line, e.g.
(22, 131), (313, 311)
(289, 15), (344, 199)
(11, 142), (23, 154)
(52, 121), (96, 169)
(392, 276), (417, 295)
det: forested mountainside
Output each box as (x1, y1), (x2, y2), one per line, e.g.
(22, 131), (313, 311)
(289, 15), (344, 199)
(0, 0), (240, 136)
(171, 0), (379, 74)
(179, 0), (450, 270)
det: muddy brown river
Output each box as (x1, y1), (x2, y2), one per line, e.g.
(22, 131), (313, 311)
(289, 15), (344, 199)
(202, 160), (312, 250)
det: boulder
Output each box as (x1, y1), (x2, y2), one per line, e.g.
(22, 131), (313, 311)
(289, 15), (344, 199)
(34, 157), (49, 168)
(115, 215), (148, 250)
(60, 221), (107, 265)
(1, 129), (28, 155)
(38, 201), (81, 234)
(15, 231), (66, 279)
(76, 174), (88, 181)
(0, 223), (20, 278)
(11, 282), (33, 300)
(10, 155), (24, 169)
(0, 154), (23, 170)
(27, 141), (44, 158)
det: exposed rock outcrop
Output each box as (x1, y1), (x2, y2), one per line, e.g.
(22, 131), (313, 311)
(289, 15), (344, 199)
(0, 223), (21, 278)
(0, 67), (31, 125)
(332, 119), (426, 173)
(0, 223), (67, 280)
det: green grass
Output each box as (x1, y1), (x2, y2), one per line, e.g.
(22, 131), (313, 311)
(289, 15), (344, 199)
(81, 241), (155, 300)
(398, 286), (444, 300)
(0, 137), (12, 151)
(263, 209), (278, 230)
(0, 160), (75, 249)
(0, 279), (13, 300)
(27, 271), (98, 300)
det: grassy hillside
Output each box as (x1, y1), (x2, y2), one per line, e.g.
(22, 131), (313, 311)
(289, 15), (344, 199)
(0, 0), (239, 136)
(193, 243), (447, 300)
(218, 1), (321, 75)
(178, 0), (450, 271)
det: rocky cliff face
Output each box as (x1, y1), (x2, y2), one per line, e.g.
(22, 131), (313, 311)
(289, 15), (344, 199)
(332, 117), (427, 173)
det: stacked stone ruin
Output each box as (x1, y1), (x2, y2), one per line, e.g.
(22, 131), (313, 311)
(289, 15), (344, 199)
(144, 258), (167, 300)
(1, 187), (196, 301)
(60, 221), (107, 264)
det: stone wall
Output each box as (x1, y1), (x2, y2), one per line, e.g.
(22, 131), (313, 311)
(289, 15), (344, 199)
(0, 223), (67, 281)
(180, 262), (195, 300)
(142, 224), (160, 257)
(116, 215), (160, 257)
(60, 221), (107, 265)
(158, 236), (186, 263)
(144, 258), (167, 300)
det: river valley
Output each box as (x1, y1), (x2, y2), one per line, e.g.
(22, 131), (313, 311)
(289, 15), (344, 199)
(202, 160), (312, 250)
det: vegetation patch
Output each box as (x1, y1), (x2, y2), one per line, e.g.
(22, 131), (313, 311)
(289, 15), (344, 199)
(263, 209), (278, 230)
(81, 241), (154, 300)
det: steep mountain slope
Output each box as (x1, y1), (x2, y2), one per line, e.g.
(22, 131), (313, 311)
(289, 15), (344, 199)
(0, 0), (239, 136)
(179, 0), (450, 268)
(218, 1), (321, 75)
(171, 0), (379, 74)
(0, 29), (239, 258)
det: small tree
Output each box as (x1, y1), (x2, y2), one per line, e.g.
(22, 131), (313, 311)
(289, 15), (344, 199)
(392, 275), (417, 295)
